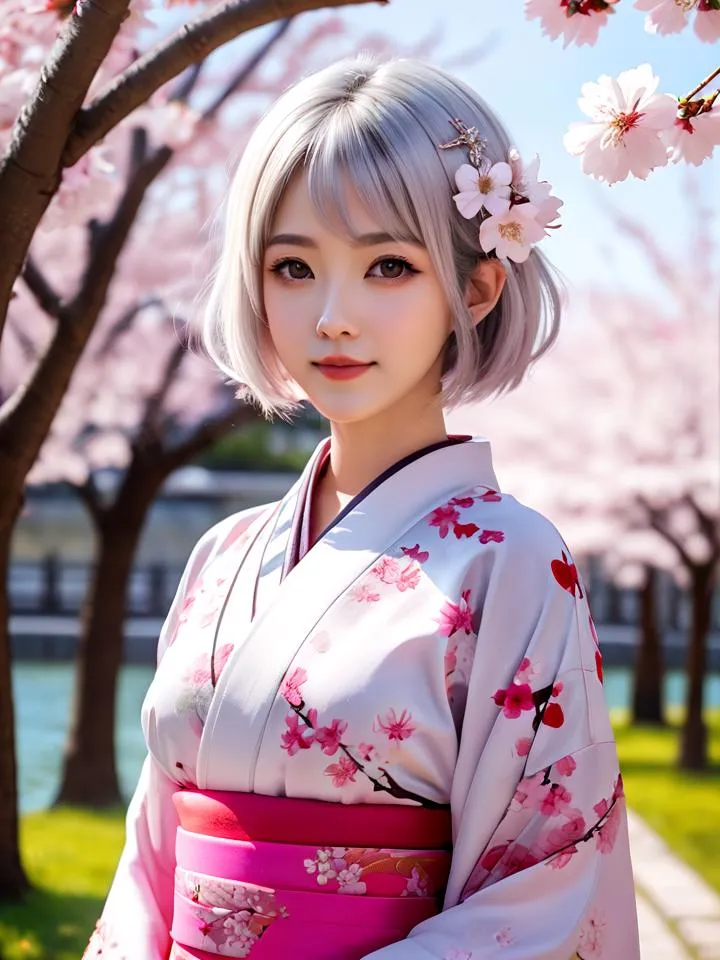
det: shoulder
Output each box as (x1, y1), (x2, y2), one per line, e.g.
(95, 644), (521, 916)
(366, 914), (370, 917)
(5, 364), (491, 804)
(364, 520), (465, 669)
(454, 484), (570, 557)
(182, 501), (277, 586)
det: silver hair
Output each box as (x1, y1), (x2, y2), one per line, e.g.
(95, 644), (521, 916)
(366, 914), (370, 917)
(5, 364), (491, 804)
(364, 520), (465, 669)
(201, 55), (563, 417)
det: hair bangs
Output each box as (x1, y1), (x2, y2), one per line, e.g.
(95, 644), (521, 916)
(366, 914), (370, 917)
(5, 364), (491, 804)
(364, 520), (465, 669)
(304, 110), (423, 247)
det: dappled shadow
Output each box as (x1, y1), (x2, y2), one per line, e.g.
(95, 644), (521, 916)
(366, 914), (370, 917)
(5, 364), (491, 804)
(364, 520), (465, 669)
(0, 884), (103, 960)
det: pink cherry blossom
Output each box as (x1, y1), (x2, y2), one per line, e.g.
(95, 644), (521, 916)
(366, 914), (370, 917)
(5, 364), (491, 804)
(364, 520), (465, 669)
(371, 556), (401, 584)
(479, 489), (502, 502)
(515, 736), (533, 757)
(401, 543), (430, 563)
(548, 847), (577, 870)
(453, 160), (512, 218)
(495, 926), (514, 947)
(428, 504), (460, 538)
(479, 203), (545, 263)
(436, 589), (474, 637)
(555, 754), (578, 777)
(280, 712), (315, 756)
(324, 755), (358, 788)
(314, 718), (348, 756)
(280, 667), (308, 707)
(396, 562), (421, 591)
(375, 708), (416, 742)
(478, 528), (505, 544)
(564, 64), (677, 183)
(525, 0), (620, 47)
(635, 0), (691, 36)
(350, 583), (381, 603)
(546, 809), (587, 849)
(514, 657), (537, 685)
(664, 108), (720, 166)
(493, 682), (535, 719)
(596, 800), (622, 853)
(358, 742), (376, 762)
(695, 3), (720, 42)
(538, 783), (573, 817)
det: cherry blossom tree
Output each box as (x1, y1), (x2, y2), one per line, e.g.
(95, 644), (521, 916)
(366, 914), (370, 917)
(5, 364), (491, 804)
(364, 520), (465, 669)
(524, 1), (720, 182)
(450, 195), (719, 768)
(0, 0), (386, 900)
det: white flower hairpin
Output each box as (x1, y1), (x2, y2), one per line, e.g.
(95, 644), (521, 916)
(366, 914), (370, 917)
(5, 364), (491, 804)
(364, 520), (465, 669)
(439, 118), (563, 263)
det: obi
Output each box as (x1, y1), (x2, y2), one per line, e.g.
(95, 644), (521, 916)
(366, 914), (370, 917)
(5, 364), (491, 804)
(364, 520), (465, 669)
(169, 790), (452, 960)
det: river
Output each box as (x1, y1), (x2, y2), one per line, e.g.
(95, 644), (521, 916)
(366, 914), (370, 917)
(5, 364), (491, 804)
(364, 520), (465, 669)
(11, 662), (720, 813)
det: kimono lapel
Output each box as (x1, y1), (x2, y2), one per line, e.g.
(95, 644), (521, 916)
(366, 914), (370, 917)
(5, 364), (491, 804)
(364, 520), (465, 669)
(196, 437), (498, 791)
(252, 439), (330, 617)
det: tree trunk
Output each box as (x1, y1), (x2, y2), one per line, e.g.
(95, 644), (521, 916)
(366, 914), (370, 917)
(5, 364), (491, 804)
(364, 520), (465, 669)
(54, 467), (162, 807)
(0, 499), (29, 898)
(631, 566), (665, 725)
(679, 562), (715, 771)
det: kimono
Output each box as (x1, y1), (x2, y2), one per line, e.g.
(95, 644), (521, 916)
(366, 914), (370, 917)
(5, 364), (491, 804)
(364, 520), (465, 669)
(83, 436), (640, 960)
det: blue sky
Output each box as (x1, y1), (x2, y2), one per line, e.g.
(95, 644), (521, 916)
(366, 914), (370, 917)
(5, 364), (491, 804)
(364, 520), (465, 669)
(338, 1), (719, 300)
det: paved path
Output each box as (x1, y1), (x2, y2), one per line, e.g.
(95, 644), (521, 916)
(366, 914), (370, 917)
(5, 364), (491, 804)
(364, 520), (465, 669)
(629, 810), (720, 959)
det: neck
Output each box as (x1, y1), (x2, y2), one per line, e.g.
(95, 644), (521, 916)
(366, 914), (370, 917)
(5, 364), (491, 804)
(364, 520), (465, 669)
(324, 405), (449, 504)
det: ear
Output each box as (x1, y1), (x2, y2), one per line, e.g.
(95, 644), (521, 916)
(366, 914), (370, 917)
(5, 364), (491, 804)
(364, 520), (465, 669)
(464, 258), (506, 328)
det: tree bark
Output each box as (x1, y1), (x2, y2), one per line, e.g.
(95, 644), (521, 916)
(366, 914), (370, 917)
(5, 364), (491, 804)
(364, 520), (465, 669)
(679, 561), (715, 771)
(54, 461), (165, 807)
(0, 504), (29, 898)
(631, 566), (665, 725)
(0, 0), (130, 339)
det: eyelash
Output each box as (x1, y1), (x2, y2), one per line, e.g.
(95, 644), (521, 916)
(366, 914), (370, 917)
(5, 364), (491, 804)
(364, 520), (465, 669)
(268, 255), (420, 282)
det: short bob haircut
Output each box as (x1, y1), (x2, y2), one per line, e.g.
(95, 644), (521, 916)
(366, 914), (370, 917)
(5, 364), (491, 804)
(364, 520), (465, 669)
(202, 55), (563, 417)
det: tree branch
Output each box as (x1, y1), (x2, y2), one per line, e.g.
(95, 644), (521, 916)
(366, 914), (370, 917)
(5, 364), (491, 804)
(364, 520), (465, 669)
(63, 0), (387, 166)
(0, 0), (131, 341)
(163, 403), (260, 473)
(135, 339), (188, 449)
(203, 18), (293, 123)
(682, 493), (720, 560)
(74, 472), (105, 525)
(21, 257), (63, 319)
(638, 496), (694, 571)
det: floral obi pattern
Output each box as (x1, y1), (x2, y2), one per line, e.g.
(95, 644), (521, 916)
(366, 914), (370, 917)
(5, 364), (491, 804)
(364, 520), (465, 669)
(169, 790), (452, 959)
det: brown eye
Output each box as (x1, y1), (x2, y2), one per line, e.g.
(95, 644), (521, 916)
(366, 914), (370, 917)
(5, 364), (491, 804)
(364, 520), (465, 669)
(286, 260), (311, 280)
(369, 257), (418, 280)
(271, 259), (312, 280)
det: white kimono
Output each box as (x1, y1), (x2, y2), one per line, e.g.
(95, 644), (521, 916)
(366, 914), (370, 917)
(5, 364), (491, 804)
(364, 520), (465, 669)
(83, 436), (640, 960)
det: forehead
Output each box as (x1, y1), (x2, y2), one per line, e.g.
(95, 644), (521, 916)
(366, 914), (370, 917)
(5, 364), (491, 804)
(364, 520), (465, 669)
(271, 170), (381, 235)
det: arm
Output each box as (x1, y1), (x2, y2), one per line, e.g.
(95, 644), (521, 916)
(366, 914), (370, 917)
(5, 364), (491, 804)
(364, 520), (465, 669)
(364, 518), (640, 960)
(83, 506), (271, 960)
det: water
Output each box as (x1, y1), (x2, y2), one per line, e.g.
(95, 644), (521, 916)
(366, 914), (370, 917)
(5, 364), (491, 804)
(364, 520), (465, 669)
(11, 663), (720, 813)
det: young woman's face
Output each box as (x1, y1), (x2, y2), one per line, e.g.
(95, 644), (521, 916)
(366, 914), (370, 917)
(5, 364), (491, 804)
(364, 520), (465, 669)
(262, 171), (453, 426)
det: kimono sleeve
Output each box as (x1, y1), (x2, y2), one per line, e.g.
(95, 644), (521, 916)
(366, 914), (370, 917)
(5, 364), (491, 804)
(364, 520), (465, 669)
(83, 507), (270, 960)
(364, 513), (640, 960)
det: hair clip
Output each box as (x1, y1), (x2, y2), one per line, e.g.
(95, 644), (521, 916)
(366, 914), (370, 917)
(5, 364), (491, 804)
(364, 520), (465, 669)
(438, 119), (563, 263)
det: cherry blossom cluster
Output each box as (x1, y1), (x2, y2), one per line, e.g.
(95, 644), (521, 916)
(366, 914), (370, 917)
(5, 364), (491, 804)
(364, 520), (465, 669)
(526, 0), (720, 46)
(524, 1), (720, 183)
(441, 120), (563, 264)
(564, 63), (720, 183)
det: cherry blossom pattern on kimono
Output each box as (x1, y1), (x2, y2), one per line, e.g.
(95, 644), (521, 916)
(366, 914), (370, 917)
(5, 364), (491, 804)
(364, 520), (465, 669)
(175, 869), (288, 956)
(278, 666), (441, 808)
(303, 846), (448, 897)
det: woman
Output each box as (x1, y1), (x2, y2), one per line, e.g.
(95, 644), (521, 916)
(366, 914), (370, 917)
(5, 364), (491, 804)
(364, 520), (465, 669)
(84, 55), (641, 960)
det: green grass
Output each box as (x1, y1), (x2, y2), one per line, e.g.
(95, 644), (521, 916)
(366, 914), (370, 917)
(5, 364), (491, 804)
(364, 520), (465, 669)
(614, 710), (720, 895)
(0, 807), (125, 960)
(0, 717), (718, 959)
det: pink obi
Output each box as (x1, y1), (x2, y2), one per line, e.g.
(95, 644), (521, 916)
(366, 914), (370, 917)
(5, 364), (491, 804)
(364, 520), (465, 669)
(169, 790), (452, 960)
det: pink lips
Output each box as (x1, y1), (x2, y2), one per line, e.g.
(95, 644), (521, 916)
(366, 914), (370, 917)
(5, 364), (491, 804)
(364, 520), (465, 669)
(313, 356), (375, 381)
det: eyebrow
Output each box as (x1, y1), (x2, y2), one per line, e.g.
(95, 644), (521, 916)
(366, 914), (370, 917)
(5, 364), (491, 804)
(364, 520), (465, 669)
(266, 231), (420, 249)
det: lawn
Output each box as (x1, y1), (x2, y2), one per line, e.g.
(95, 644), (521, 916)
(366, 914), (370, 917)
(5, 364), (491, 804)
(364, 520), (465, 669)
(0, 718), (718, 960)
(614, 712), (720, 894)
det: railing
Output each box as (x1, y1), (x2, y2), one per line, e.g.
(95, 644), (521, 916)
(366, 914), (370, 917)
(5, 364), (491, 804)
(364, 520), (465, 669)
(9, 555), (184, 619)
(7, 553), (719, 631)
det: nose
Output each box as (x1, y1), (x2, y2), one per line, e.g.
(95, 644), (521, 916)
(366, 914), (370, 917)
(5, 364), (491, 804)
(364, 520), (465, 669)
(315, 296), (359, 340)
